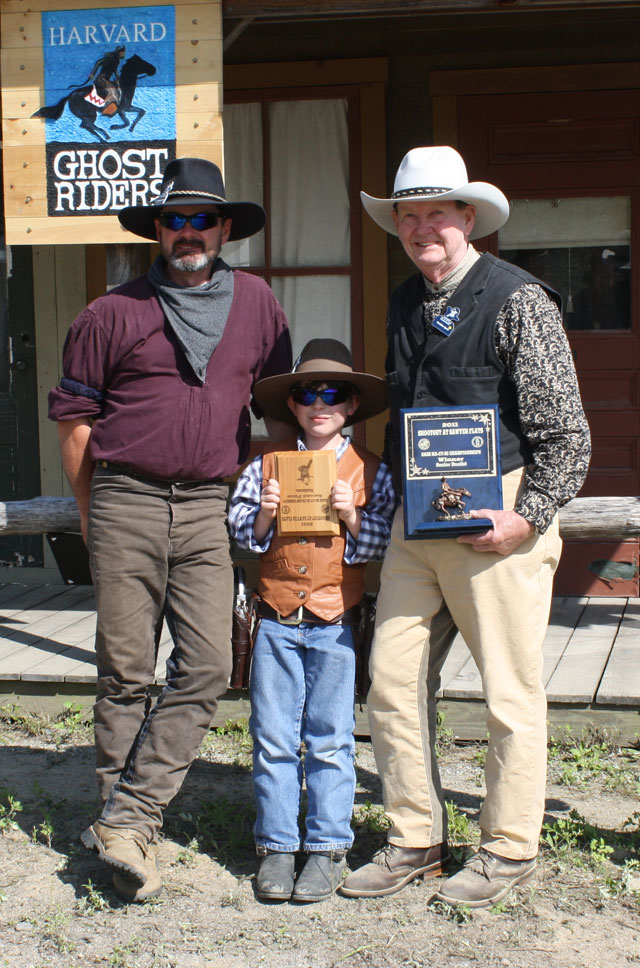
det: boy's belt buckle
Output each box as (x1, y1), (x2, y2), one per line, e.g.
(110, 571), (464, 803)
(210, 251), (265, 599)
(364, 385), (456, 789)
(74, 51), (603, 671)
(277, 606), (304, 625)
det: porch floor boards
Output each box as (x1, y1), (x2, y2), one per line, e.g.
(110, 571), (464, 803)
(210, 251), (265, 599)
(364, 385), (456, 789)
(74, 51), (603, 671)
(0, 581), (638, 742)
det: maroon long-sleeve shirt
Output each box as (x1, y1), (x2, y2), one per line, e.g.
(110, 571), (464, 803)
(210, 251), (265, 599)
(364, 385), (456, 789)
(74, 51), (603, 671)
(48, 271), (292, 481)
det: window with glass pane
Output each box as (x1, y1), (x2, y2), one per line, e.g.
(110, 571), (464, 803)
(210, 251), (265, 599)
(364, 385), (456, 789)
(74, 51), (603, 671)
(498, 197), (631, 331)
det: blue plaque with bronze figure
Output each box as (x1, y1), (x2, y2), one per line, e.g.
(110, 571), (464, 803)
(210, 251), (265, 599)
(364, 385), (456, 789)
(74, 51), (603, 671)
(401, 405), (503, 539)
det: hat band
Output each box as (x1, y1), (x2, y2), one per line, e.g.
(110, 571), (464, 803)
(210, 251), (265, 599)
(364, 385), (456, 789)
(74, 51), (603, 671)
(392, 186), (453, 199)
(157, 189), (227, 204)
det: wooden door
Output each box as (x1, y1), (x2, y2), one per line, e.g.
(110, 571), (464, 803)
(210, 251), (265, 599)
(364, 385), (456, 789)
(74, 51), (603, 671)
(458, 91), (640, 594)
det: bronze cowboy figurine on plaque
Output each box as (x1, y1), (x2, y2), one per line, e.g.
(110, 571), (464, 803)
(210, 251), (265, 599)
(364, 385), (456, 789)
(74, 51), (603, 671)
(432, 477), (472, 520)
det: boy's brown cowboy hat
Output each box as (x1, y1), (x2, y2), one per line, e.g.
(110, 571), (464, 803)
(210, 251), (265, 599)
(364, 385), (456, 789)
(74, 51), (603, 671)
(118, 156), (265, 242)
(253, 338), (388, 428)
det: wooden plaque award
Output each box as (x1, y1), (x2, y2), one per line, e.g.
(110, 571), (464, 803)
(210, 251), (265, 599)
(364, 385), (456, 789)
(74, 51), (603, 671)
(275, 450), (340, 536)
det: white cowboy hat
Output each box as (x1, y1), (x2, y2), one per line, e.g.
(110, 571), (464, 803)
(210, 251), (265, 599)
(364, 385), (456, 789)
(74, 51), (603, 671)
(361, 146), (510, 241)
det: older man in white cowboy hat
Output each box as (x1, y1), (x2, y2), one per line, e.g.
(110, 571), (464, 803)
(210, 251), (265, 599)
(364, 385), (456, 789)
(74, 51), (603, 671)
(48, 156), (292, 901)
(340, 146), (591, 907)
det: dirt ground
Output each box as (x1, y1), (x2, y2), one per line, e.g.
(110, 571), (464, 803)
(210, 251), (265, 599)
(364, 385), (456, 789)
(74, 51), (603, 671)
(0, 712), (639, 968)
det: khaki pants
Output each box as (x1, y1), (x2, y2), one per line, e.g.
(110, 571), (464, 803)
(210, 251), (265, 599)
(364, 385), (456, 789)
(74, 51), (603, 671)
(368, 468), (562, 860)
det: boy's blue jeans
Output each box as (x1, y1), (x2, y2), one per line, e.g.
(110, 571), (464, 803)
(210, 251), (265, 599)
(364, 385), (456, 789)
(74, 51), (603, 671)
(249, 616), (357, 853)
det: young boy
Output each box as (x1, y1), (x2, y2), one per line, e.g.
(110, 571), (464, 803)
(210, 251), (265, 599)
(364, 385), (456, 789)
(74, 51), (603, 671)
(228, 338), (395, 903)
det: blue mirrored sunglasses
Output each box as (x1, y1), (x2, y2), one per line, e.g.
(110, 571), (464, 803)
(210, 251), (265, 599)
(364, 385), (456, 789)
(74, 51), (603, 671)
(158, 212), (222, 231)
(290, 386), (350, 406)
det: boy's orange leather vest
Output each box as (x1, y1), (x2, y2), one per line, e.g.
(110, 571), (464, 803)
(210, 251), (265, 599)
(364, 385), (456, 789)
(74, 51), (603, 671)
(258, 438), (381, 620)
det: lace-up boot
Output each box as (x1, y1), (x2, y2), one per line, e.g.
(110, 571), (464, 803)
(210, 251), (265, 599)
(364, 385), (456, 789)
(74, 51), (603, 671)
(81, 821), (155, 884)
(435, 848), (536, 908)
(339, 842), (449, 898)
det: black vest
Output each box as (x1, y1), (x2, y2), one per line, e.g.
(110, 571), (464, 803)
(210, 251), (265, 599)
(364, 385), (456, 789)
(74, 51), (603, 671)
(385, 252), (561, 491)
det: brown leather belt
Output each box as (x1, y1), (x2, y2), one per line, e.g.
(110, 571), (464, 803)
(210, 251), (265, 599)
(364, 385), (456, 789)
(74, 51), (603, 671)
(256, 600), (361, 627)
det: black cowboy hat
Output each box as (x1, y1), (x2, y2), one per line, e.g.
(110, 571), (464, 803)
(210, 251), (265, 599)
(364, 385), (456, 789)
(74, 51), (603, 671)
(253, 338), (389, 428)
(118, 157), (266, 242)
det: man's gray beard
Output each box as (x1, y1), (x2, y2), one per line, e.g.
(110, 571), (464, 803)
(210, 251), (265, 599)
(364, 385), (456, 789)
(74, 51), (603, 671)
(169, 250), (214, 273)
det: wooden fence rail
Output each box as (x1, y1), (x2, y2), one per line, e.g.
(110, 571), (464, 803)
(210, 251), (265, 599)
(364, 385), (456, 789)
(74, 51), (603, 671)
(2, 494), (640, 541)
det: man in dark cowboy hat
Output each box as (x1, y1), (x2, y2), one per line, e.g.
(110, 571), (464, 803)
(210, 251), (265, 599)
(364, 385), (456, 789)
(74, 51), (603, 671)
(48, 156), (292, 900)
(340, 146), (591, 908)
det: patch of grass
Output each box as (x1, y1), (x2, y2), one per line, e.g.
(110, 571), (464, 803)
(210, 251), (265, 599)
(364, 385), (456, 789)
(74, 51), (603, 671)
(547, 722), (638, 792)
(43, 907), (75, 954)
(52, 701), (92, 740)
(212, 717), (253, 766)
(352, 799), (391, 834)
(29, 781), (70, 848)
(599, 858), (640, 899)
(0, 703), (50, 737)
(81, 879), (111, 913)
(541, 807), (639, 890)
(107, 937), (144, 967)
(430, 898), (473, 923)
(171, 797), (254, 868)
(445, 800), (478, 850)
(176, 837), (201, 865)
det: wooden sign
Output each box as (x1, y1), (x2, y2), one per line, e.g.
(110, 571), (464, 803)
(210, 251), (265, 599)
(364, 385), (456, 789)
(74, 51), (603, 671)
(401, 404), (502, 539)
(1, 0), (223, 244)
(275, 450), (341, 537)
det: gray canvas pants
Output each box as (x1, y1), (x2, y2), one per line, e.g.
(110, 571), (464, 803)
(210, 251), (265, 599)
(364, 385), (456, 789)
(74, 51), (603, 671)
(87, 465), (233, 842)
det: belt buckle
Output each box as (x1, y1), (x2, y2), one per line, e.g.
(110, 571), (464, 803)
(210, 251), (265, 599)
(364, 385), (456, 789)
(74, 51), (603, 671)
(277, 605), (304, 625)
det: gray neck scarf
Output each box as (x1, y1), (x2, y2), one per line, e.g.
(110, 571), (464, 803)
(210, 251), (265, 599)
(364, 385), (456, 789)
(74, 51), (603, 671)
(148, 255), (234, 384)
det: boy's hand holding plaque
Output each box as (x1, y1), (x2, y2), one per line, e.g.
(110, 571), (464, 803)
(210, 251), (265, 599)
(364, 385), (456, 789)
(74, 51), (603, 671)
(275, 450), (341, 536)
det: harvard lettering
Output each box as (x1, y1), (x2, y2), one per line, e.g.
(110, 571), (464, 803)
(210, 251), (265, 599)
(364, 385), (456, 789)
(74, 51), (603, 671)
(48, 23), (167, 46)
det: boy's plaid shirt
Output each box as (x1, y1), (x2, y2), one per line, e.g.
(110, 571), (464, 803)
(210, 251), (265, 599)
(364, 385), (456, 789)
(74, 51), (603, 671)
(228, 435), (396, 562)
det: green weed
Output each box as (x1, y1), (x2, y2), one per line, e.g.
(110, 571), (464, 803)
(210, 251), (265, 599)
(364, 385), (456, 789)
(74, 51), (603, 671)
(172, 797), (254, 866)
(31, 817), (54, 847)
(541, 809), (624, 875)
(430, 899), (472, 923)
(445, 800), (478, 849)
(43, 908), (75, 953)
(81, 879), (111, 913)
(176, 837), (201, 865)
(0, 789), (23, 833)
(352, 799), (391, 834)
(108, 937), (144, 966)
(52, 701), (91, 737)
(0, 704), (49, 737)
(435, 709), (454, 755)
(212, 717), (253, 766)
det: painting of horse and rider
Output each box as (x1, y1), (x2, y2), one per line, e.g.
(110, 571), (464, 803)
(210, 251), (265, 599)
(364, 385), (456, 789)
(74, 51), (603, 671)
(33, 46), (158, 143)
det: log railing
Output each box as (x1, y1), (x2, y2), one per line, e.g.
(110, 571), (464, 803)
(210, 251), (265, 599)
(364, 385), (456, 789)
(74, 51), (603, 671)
(2, 495), (640, 541)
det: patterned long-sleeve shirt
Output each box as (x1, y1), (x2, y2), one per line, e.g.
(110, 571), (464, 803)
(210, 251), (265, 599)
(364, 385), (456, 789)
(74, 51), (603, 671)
(410, 247), (591, 533)
(228, 435), (396, 563)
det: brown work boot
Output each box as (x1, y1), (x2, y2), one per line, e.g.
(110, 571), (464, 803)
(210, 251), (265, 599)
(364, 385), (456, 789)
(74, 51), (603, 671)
(81, 820), (155, 885)
(112, 845), (162, 903)
(339, 842), (449, 898)
(434, 848), (536, 909)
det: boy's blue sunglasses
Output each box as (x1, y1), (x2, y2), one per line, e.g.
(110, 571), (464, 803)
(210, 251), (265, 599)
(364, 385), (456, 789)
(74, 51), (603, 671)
(158, 212), (222, 231)
(290, 386), (350, 406)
